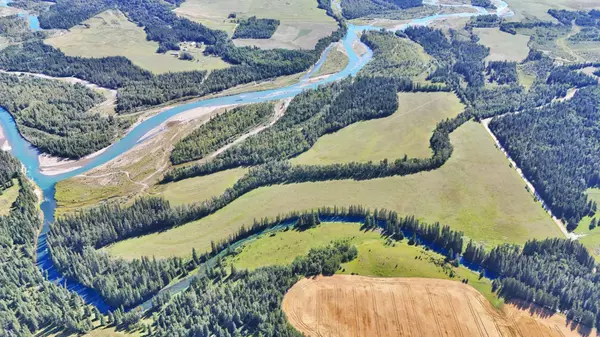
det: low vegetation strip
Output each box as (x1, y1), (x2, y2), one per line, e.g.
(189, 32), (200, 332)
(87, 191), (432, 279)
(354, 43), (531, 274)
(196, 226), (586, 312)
(170, 103), (274, 165)
(283, 275), (579, 337)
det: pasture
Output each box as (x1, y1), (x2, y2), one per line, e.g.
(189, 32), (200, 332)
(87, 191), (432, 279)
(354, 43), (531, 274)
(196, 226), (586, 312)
(107, 121), (559, 260)
(151, 168), (248, 206)
(175, 0), (338, 49)
(45, 10), (231, 74)
(293, 92), (463, 165)
(283, 275), (587, 337)
(228, 222), (500, 306)
(505, 0), (600, 22)
(474, 28), (530, 63)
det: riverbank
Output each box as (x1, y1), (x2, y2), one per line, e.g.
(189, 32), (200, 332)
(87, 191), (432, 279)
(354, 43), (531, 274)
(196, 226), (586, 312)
(0, 123), (10, 151)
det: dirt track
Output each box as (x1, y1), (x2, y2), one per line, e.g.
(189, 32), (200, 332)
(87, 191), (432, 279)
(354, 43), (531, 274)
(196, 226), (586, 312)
(283, 275), (594, 337)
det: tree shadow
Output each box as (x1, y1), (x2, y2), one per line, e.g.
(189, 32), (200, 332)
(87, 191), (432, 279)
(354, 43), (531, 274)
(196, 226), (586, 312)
(509, 299), (595, 337)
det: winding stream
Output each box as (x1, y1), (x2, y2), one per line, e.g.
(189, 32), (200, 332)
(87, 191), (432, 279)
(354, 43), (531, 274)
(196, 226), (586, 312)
(0, 0), (512, 312)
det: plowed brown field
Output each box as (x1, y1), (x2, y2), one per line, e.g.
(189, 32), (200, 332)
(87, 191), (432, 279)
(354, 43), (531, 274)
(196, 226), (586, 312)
(282, 275), (594, 337)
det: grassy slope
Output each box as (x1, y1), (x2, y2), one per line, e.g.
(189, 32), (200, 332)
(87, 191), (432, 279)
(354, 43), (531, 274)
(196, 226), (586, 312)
(45, 9), (231, 74)
(311, 43), (349, 78)
(0, 180), (19, 216)
(474, 28), (530, 63)
(229, 222), (503, 308)
(293, 92), (463, 165)
(107, 121), (558, 260)
(175, 0), (337, 49)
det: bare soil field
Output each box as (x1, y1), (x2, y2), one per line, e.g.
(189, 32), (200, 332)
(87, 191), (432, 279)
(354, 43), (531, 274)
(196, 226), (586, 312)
(283, 275), (593, 337)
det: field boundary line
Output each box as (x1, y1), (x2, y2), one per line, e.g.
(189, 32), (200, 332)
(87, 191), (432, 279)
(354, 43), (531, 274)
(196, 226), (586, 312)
(352, 287), (360, 337)
(445, 286), (466, 337)
(406, 284), (425, 336)
(426, 286), (445, 336)
(369, 284), (383, 337)
(390, 290), (403, 336)
(464, 292), (488, 337)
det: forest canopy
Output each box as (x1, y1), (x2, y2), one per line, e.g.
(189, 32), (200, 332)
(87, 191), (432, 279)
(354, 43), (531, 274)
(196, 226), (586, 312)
(232, 16), (280, 39)
(0, 72), (126, 159)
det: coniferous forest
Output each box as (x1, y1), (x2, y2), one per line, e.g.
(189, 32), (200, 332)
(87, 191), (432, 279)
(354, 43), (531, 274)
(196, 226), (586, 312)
(232, 16), (280, 39)
(0, 152), (94, 335)
(490, 86), (600, 228)
(6, 0), (600, 334)
(170, 103), (274, 165)
(0, 72), (125, 159)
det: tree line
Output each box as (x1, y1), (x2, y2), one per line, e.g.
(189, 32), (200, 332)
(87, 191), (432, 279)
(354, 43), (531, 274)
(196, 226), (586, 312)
(153, 241), (357, 337)
(48, 197), (203, 308)
(464, 237), (600, 328)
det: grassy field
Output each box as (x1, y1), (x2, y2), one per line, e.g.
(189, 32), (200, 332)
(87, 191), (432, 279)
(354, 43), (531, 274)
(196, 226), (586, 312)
(45, 10), (231, 74)
(517, 66), (536, 91)
(474, 28), (530, 63)
(515, 24), (575, 63)
(0, 180), (19, 216)
(175, 0), (337, 49)
(229, 222), (502, 307)
(575, 188), (600, 260)
(107, 121), (559, 260)
(505, 0), (600, 22)
(311, 43), (348, 78)
(150, 168), (248, 206)
(293, 92), (463, 165)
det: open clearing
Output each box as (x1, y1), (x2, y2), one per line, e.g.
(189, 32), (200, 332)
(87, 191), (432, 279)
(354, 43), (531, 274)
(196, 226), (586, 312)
(175, 0), (338, 49)
(505, 0), (600, 22)
(0, 180), (19, 216)
(474, 28), (530, 63)
(45, 9), (231, 74)
(229, 222), (500, 306)
(575, 188), (600, 260)
(107, 121), (558, 260)
(293, 92), (463, 165)
(283, 275), (590, 337)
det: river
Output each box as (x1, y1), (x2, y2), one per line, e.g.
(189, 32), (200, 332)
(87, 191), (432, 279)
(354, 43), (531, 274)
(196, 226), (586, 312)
(0, 0), (512, 312)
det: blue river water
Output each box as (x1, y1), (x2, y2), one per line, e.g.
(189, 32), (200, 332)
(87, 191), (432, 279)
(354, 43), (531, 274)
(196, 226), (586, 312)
(0, 0), (512, 312)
